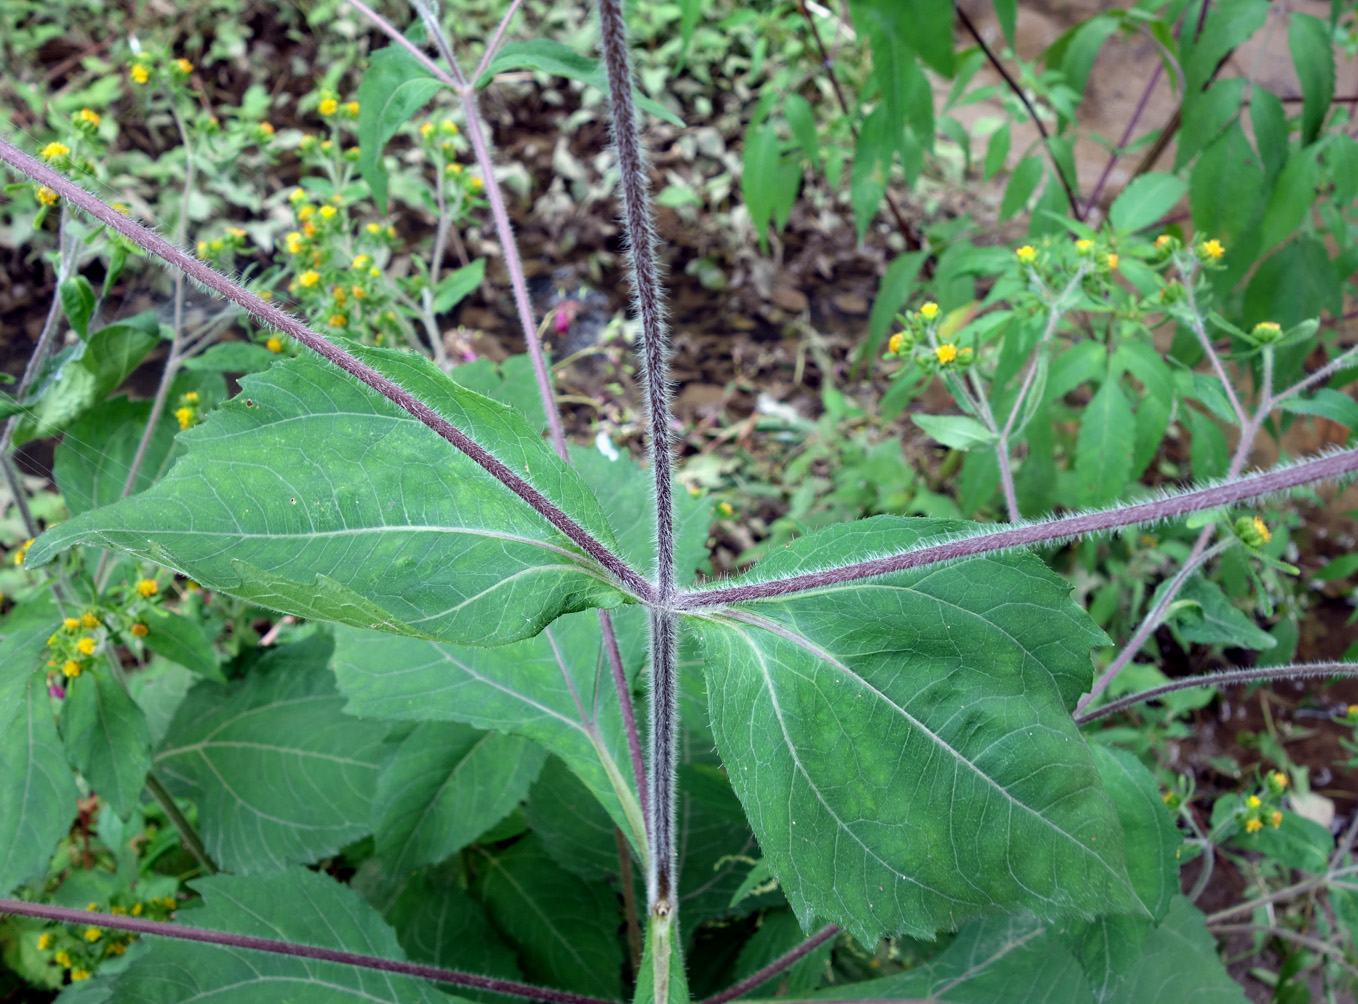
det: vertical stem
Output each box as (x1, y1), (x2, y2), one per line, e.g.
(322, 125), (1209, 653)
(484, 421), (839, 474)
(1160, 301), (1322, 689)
(601, 608), (648, 821)
(596, 0), (680, 918)
(616, 824), (643, 972)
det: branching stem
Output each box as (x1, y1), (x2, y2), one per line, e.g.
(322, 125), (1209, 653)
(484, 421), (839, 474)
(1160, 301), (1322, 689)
(700, 925), (839, 1004)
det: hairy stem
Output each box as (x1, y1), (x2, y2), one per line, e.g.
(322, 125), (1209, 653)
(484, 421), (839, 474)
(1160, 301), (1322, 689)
(0, 899), (621, 1004)
(0, 138), (655, 602)
(1075, 662), (1358, 725)
(700, 925), (839, 1004)
(677, 448), (1358, 607)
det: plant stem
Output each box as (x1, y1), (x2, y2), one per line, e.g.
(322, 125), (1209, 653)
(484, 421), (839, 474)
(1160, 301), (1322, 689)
(1084, 62), (1164, 218)
(1208, 924), (1358, 977)
(601, 608), (648, 819)
(0, 899), (622, 1004)
(1181, 274), (1248, 425)
(679, 447), (1358, 606)
(1075, 662), (1358, 725)
(145, 772), (219, 875)
(0, 137), (657, 603)
(616, 824), (643, 972)
(700, 925), (839, 1004)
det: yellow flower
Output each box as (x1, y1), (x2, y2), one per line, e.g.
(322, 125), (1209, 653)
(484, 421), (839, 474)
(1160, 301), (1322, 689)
(296, 205), (315, 222)
(54, 950), (71, 967)
(266, 336), (283, 353)
(935, 343), (958, 365)
(36, 185), (59, 206)
(39, 141), (70, 161)
(1270, 770), (1287, 789)
(64, 617), (80, 631)
(1105, 253), (1119, 270)
(1075, 238), (1094, 254)
(346, 101), (360, 117)
(106, 940), (128, 956)
(919, 301), (939, 320)
(1246, 795), (1261, 808)
(129, 64), (150, 84)
(318, 98), (339, 116)
(350, 254), (371, 270)
(112, 203), (130, 216)
(62, 660), (82, 678)
(130, 622), (149, 638)
(184, 391), (200, 404)
(83, 927), (102, 942)
(196, 240), (209, 259)
(174, 58), (194, 75)
(1154, 234), (1172, 250)
(441, 119), (458, 135)
(328, 314), (347, 328)
(1271, 810), (1283, 828)
(717, 501), (734, 517)
(448, 162), (463, 174)
(1253, 517), (1272, 544)
(351, 285), (367, 300)
(258, 121), (275, 136)
(319, 205), (336, 219)
(302, 221), (317, 237)
(471, 176), (484, 191)
(1198, 238), (1224, 260)
(37, 933), (53, 951)
(175, 407), (194, 431)
(420, 122), (434, 138)
(162, 897), (177, 909)
(289, 187), (308, 204)
(71, 969), (91, 981)
(76, 108), (101, 128)
(77, 637), (97, 656)
(110, 905), (126, 916)
(14, 538), (33, 566)
(297, 269), (321, 288)
(81, 612), (100, 629)
(366, 222), (382, 235)
(285, 232), (305, 255)
(369, 266), (382, 278)
(887, 332), (905, 355)
(1245, 817), (1263, 833)
(131, 902), (143, 917)
(137, 578), (158, 597)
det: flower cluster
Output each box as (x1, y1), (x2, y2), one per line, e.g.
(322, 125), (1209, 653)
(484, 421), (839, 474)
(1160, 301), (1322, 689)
(44, 611), (105, 695)
(174, 390), (202, 431)
(1233, 514), (1272, 550)
(1237, 770), (1289, 834)
(35, 896), (178, 983)
(127, 52), (194, 89)
(885, 301), (974, 373)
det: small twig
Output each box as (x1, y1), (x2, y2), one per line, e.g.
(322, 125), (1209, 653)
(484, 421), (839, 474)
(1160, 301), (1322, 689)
(700, 925), (839, 1004)
(0, 899), (622, 1004)
(1208, 924), (1358, 977)
(471, 0), (527, 85)
(1085, 62), (1163, 218)
(145, 773), (219, 875)
(1182, 276), (1247, 425)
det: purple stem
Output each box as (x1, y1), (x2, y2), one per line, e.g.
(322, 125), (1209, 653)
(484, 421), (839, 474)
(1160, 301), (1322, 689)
(1074, 661), (1358, 725)
(1084, 61), (1164, 218)
(0, 138), (655, 604)
(0, 899), (619, 1004)
(700, 925), (840, 1004)
(677, 447), (1358, 608)
(601, 607), (648, 821)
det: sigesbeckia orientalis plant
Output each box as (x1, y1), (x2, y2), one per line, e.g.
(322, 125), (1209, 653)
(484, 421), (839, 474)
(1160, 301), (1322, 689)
(2, 1), (1358, 1002)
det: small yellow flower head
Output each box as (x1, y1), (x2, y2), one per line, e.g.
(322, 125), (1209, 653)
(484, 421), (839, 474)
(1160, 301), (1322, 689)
(184, 391), (200, 404)
(919, 301), (939, 320)
(62, 660), (82, 678)
(332, 285), (347, 304)
(366, 222), (383, 235)
(130, 63), (150, 84)
(345, 101), (360, 117)
(75, 108), (101, 129)
(1268, 770), (1288, 792)
(285, 232), (305, 255)
(77, 637), (97, 656)
(717, 501), (734, 518)
(471, 176), (484, 191)
(319, 204), (336, 220)
(448, 162), (463, 175)
(130, 902), (143, 917)
(106, 940), (128, 956)
(351, 285), (366, 300)
(328, 314), (347, 328)
(289, 187), (308, 204)
(935, 343), (959, 365)
(71, 969), (91, 981)
(173, 58), (194, 76)
(39, 141), (70, 162)
(1235, 515), (1271, 549)
(1154, 234), (1173, 251)
(1015, 245), (1037, 265)
(320, 139), (333, 153)
(196, 240), (209, 260)
(296, 205), (315, 222)
(420, 121), (434, 138)
(386, 225), (397, 238)
(15, 538), (33, 566)
(85, 903), (98, 912)
(351, 254), (371, 270)
(1075, 238), (1094, 255)
(369, 266), (382, 279)
(37, 933), (53, 951)
(137, 578), (158, 597)
(1104, 253), (1119, 271)
(1250, 320), (1282, 344)
(1253, 517), (1272, 544)
(64, 617), (80, 631)
(298, 133), (317, 152)
(1270, 810), (1283, 828)
(33, 185), (57, 207)
(1198, 238), (1225, 260)
(297, 269), (321, 288)
(81, 612), (100, 629)
(266, 336), (284, 353)
(887, 332), (906, 355)
(257, 121), (275, 136)
(301, 221), (317, 237)
(110, 905), (126, 916)
(130, 622), (149, 638)
(1245, 817), (1263, 833)
(83, 927), (102, 942)
(441, 119), (458, 136)
(54, 950), (71, 967)
(318, 97), (339, 117)
(175, 406), (194, 431)
(162, 897), (177, 910)
(1246, 794), (1261, 809)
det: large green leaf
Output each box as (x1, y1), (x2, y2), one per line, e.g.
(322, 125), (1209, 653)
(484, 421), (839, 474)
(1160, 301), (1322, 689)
(0, 672), (78, 895)
(110, 869), (453, 1004)
(374, 722), (545, 874)
(155, 636), (389, 873)
(1288, 13), (1334, 145)
(689, 518), (1137, 944)
(1103, 897), (1247, 1004)
(808, 913), (1090, 1003)
(473, 834), (624, 999)
(12, 312), (161, 446)
(27, 346), (630, 646)
(53, 396), (181, 516)
(357, 43), (445, 214)
(0, 597), (60, 737)
(334, 607), (646, 857)
(60, 667), (152, 819)
(523, 756), (622, 883)
(1074, 378), (1135, 506)
(1108, 173), (1187, 235)
(1189, 122), (1264, 249)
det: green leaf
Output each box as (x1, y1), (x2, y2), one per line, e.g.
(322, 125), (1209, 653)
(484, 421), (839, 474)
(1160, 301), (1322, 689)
(474, 833), (623, 999)
(1289, 13), (1334, 145)
(743, 123), (780, 253)
(60, 275), (95, 340)
(110, 869), (451, 1004)
(1281, 388), (1358, 433)
(357, 43), (445, 214)
(1257, 148), (1321, 254)
(733, 911), (832, 997)
(850, 106), (892, 243)
(1189, 121), (1265, 248)
(784, 94), (819, 166)
(851, 0), (939, 137)
(1183, 0), (1269, 98)
(1170, 575), (1276, 650)
(1243, 236), (1342, 330)
(1249, 87), (1288, 181)
(1090, 745), (1179, 922)
(863, 251), (925, 363)
(912, 413), (998, 450)
(53, 397), (180, 517)
(432, 258), (486, 314)
(155, 636), (389, 873)
(1176, 78), (1248, 170)
(691, 518), (1134, 944)
(12, 311), (161, 446)
(1185, 407), (1229, 482)
(984, 122), (1010, 181)
(1000, 155), (1043, 221)
(993, 0), (1017, 47)
(810, 913), (1091, 1003)
(1109, 173), (1187, 234)
(180, 341), (279, 374)
(334, 608), (646, 856)
(1243, 810), (1332, 873)
(1061, 15), (1120, 100)
(633, 911), (688, 1004)
(0, 672), (78, 895)
(28, 347), (630, 647)
(523, 756), (621, 882)
(1074, 378), (1135, 506)
(0, 597), (63, 737)
(139, 606), (223, 682)
(374, 722), (545, 874)
(61, 668), (152, 819)
(1103, 897), (1248, 1004)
